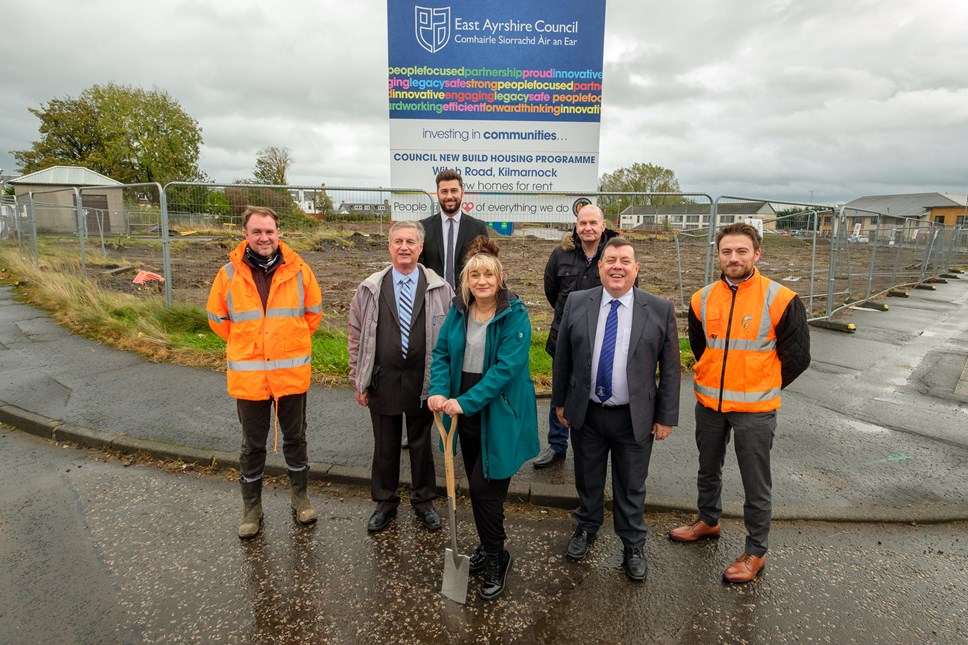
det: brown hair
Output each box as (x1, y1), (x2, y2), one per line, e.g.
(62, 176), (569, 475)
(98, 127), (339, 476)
(602, 236), (635, 257)
(435, 169), (464, 189)
(242, 206), (280, 228)
(459, 236), (503, 304)
(716, 222), (761, 251)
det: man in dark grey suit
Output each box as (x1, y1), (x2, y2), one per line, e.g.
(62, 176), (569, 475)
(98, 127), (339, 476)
(419, 169), (489, 290)
(553, 237), (681, 581)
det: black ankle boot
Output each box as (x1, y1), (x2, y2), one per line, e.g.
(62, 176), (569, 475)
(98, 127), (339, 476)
(469, 545), (486, 574)
(480, 549), (512, 600)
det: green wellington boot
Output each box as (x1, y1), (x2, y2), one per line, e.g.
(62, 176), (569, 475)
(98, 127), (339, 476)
(238, 477), (264, 539)
(288, 469), (318, 525)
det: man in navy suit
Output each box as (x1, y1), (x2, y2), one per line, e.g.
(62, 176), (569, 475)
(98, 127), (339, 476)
(418, 169), (489, 290)
(553, 237), (681, 581)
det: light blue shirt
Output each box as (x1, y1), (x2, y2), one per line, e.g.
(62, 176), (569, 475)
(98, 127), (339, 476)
(589, 288), (634, 406)
(391, 267), (417, 320)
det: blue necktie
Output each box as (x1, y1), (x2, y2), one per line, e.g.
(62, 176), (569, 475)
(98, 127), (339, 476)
(399, 277), (413, 359)
(595, 299), (621, 403)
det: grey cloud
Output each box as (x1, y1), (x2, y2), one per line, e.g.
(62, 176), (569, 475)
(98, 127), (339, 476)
(2, 0), (967, 204)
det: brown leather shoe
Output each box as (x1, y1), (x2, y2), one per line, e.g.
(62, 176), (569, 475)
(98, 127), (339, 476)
(668, 519), (721, 542)
(723, 553), (766, 583)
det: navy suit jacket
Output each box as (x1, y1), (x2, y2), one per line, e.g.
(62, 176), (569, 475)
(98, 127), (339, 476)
(552, 286), (681, 443)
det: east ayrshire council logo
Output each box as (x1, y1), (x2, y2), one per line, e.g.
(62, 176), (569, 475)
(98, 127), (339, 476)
(415, 6), (451, 54)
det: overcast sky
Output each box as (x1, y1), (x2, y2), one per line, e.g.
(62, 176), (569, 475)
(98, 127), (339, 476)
(2, 0), (966, 204)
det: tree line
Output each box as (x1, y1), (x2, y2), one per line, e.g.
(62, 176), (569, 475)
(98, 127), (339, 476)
(11, 82), (687, 226)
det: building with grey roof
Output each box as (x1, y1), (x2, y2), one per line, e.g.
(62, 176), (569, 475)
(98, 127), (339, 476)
(9, 166), (124, 234)
(837, 193), (968, 235)
(620, 201), (776, 231)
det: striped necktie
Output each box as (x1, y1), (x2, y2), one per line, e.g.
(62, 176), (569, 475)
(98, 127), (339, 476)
(595, 299), (621, 403)
(399, 277), (413, 359)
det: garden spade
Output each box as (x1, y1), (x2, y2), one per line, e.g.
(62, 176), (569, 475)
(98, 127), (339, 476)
(433, 411), (470, 604)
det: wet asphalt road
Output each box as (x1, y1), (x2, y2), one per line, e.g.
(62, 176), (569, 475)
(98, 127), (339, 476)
(3, 279), (968, 522)
(2, 428), (966, 644)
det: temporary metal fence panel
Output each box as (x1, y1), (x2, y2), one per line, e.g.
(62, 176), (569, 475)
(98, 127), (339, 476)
(704, 197), (834, 318)
(0, 195), (16, 241)
(159, 182), (437, 307)
(819, 208), (965, 321)
(11, 186), (89, 276)
(673, 227), (714, 310)
(475, 190), (717, 310)
(1, 194), (35, 258)
(1, 184), (172, 302)
(693, 196), (968, 323)
(163, 182), (436, 232)
(866, 217), (935, 291)
(5, 182), (965, 318)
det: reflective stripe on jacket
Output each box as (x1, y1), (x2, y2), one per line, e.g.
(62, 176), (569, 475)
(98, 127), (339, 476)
(690, 268), (797, 412)
(206, 240), (323, 400)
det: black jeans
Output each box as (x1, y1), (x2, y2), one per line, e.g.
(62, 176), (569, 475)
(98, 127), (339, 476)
(458, 371), (511, 554)
(237, 392), (308, 480)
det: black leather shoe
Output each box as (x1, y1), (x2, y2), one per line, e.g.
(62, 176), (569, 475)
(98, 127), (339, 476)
(469, 545), (486, 574)
(480, 550), (512, 601)
(533, 447), (565, 469)
(416, 507), (442, 532)
(623, 546), (647, 581)
(367, 509), (396, 532)
(566, 527), (596, 561)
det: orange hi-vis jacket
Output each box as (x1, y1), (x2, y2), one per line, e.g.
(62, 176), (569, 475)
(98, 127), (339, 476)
(207, 240), (322, 401)
(690, 268), (798, 413)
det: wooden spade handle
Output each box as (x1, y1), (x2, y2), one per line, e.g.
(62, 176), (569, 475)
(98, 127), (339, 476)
(433, 410), (458, 502)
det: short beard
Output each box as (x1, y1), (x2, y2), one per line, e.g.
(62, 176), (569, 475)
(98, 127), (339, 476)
(440, 202), (460, 216)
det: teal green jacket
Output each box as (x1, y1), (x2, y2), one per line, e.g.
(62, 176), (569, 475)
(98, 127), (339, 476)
(429, 288), (539, 480)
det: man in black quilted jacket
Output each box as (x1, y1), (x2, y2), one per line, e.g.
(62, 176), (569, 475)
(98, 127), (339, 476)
(534, 204), (621, 468)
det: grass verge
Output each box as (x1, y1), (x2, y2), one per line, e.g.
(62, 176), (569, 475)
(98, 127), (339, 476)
(0, 244), (693, 391)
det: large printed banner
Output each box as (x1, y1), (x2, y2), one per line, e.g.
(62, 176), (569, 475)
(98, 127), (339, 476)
(388, 0), (606, 222)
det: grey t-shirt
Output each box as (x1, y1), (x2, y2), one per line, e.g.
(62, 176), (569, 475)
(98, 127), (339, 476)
(463, 317), (489, 374)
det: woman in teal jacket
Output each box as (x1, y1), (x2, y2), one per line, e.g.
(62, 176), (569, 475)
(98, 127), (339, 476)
(428, 236), (539, 601)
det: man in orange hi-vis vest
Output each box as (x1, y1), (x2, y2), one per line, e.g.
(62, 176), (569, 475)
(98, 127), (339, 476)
(207, 206), (323, 539)
(670, 222), (810, 583)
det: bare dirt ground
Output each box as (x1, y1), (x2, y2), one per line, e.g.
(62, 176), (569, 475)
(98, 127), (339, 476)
(84, 224), (862, 339)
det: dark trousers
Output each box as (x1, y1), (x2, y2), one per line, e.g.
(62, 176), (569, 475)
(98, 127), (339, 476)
(571, 402), (654, 550)
(369, 408), (436, 513)
(459, 372), (511, 554)
(237, 392), (308, 480)
(694, 402), (777, 557)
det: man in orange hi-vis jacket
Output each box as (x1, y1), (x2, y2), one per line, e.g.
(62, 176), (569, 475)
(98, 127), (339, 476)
(207, 206), (323, 539)
(670, 222), (810, 583)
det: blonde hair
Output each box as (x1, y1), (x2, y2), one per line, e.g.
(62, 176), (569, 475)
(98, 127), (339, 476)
(459, 236), (504, 305)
